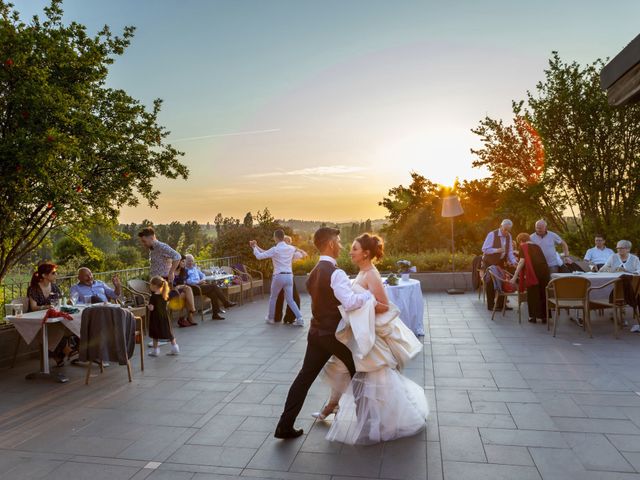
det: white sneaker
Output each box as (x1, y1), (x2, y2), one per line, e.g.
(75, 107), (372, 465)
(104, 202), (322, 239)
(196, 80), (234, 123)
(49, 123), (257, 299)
(631, 325), (640, 333)
(293, 318), (304, 327)
(147, 340), (169, 347)
(168, 344), (180, 355)
(265, 318), (276, 325)
(147, 348), (160, 357)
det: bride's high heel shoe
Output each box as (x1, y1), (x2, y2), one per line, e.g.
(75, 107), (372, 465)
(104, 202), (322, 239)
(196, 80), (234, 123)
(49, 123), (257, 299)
(311, 404), (339, 420)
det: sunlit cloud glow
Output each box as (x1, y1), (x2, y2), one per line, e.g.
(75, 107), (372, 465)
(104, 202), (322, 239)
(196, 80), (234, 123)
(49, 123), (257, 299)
(246, 165), (366, 178)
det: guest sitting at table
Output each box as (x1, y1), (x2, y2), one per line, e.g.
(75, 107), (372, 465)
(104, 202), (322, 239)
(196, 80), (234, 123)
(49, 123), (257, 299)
(70, 268), (122, 304)
(27, 262), (62, 312)
(599, 240), (640, 274)
(171, 256), (199, 326)
(509, 233), (551, 324)
(177, 254), (236, 320)
(584, 234), (614, 271)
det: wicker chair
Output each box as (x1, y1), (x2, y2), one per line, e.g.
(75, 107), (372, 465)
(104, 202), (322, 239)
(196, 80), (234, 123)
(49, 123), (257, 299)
(487, 270), (526, 323)
(546, 276), (590, 337)
(219, 266), (244, 304)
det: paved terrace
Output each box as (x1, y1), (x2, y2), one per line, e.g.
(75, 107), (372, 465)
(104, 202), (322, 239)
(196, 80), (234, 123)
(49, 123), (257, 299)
(2, 293), (640, 479)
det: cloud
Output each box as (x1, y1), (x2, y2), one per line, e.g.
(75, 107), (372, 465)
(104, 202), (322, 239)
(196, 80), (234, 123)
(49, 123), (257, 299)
(246, 165), (366, 179)
(171, 128), (280, 143)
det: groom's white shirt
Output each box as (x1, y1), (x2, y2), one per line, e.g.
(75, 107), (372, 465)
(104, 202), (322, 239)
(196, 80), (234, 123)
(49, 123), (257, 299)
(319, 255), (373, 311)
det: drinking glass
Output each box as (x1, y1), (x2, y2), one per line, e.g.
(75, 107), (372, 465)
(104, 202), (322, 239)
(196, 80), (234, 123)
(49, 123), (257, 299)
(84, 294), (93, 305)
(12, 303), (23, 317)
(70, 291), (79, 305)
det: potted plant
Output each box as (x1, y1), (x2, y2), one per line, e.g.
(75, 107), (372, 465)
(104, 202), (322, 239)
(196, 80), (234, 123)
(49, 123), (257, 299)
(396, 260), (416, 281)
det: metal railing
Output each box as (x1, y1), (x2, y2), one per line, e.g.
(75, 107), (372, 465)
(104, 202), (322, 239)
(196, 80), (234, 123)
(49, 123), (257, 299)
(0, 256), (241, 323)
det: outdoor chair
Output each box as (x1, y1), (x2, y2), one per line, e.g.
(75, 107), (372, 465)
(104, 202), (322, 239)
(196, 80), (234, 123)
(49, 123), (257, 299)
(127, 279), (152, 300)
(79, 306), (136, 385)
(234, 263), (265, 299)
(588, 278), (625, 339)
(487, 269), (526, 323)
(10, 296), (30, 368)
(189, 284), (213, 321)
(219, 266), (244, 304)
(546, 276), (590, 337)
(478, 267), (486, 303)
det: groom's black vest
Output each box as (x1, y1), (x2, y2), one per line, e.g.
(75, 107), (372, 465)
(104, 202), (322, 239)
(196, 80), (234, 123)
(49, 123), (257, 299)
(306, 260), (341, 336)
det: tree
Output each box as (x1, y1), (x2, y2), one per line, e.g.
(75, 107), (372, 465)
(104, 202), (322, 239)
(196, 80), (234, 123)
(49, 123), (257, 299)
(243, 212), (253, 228)
(0, 1), (187, 283)
(472, 52), (640, 249)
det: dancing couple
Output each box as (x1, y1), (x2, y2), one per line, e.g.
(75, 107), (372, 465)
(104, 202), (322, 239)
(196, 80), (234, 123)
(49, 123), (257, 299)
(274, 227), (428, 445)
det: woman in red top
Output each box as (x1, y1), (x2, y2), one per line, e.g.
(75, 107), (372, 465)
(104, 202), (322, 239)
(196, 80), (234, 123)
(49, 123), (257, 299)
(510, 233), (551, 323)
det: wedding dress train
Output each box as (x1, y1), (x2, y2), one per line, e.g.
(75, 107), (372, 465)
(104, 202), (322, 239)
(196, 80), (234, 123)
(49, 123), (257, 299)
(323, 285), (428, 445)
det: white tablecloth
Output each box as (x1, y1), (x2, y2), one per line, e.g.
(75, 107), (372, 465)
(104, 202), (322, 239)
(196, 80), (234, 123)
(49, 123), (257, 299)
(384, 279), (425, 336)
(6, 309), (83, 350)
(550, 272), (631, 302)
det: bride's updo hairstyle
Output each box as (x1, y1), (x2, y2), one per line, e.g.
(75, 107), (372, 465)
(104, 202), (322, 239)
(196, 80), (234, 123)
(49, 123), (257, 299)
(355, 233), (384, 261)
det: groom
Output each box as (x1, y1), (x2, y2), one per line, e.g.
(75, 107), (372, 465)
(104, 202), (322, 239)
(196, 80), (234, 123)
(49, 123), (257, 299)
(274, 227), (376, 439)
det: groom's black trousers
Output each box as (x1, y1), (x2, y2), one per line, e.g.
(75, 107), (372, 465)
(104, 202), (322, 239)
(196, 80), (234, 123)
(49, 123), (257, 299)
(277, 332), (356, 430)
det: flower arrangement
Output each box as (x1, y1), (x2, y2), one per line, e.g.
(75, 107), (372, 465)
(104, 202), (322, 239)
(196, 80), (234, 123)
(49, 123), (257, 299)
(396, 260), (416, 274)
(385, 273), (399, 286)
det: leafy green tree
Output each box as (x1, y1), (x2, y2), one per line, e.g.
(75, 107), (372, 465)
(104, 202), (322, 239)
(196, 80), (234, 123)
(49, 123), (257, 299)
(243, 212), (254, 228)
(0, 1), (187, 282)
(472, 52), (640, 250)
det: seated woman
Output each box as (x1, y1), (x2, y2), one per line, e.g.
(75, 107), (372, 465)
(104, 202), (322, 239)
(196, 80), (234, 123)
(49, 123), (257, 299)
(172, 256), (198, 326)
(27, 262), (62, 312)
(600, 240), (640, 274)
(27, 262), (75, 366)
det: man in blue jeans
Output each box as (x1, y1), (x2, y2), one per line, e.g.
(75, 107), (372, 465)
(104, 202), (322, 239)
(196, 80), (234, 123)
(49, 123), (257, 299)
(250, 229), (305, 326)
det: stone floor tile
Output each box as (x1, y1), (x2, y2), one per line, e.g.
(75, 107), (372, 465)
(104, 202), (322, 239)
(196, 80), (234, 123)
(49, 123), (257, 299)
(440, 426), (486, 463)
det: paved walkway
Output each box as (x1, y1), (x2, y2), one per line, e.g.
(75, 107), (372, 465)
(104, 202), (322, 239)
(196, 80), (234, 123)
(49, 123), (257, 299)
(1, 293), (640, 479)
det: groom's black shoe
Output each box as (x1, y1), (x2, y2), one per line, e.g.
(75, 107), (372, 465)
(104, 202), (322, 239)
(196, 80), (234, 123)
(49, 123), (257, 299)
(274, 426), (304, 439)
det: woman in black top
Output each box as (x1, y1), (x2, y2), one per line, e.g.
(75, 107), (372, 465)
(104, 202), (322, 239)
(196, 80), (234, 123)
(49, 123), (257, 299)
(510, 233), (551, 323)
(27, 262), (62, 312)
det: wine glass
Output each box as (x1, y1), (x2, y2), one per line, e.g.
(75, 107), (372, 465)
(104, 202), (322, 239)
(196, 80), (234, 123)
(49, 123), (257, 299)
(70, 291), (79, 306)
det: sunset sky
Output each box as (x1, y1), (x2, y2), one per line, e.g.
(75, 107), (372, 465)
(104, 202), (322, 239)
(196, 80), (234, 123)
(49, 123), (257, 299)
(18, 1), (640, 223)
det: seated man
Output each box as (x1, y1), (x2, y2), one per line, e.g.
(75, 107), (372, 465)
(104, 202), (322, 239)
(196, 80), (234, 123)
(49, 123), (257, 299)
(584, 234), (614, 271)
(183, 254), (236, 320)
(70, 267), (121, 303)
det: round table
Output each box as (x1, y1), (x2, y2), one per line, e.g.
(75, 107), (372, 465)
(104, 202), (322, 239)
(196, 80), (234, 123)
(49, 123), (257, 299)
(384, 278), (425, 336)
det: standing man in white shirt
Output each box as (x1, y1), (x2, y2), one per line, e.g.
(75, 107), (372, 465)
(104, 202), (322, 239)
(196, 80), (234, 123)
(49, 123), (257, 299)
(584, 234), (614, 271)
(530, 220), (572, 273)
(250, 229), (305, 326)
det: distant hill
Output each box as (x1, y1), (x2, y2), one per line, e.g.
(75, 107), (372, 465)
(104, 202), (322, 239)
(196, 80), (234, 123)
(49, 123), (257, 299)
(279, 218), (386, 234)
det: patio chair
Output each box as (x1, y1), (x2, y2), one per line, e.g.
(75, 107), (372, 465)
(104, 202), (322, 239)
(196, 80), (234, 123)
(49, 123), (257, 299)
(127, 279), (152, 300)
(546, 276), (590, 337)
(478, 267), (486, 303)
(234, 263), (265, 299)
(219, 266), (244, 304)
(487, 269), (527, 323)
(79, 306), (136, 385)
(10, 296), (30, 368)
(588, 278), (625, 339)
(188, 284), (213, 321)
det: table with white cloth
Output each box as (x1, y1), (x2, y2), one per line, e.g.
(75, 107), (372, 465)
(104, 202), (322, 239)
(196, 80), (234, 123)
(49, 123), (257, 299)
(202, 273), (234, 283)
(384, 278), (425, 336)
(5, 303), (127, 383)
(550, 272), (635, 301)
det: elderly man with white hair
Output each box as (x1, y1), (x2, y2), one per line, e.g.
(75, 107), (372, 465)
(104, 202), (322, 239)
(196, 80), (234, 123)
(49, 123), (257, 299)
(529, 220), (572, 273)
(599, 240), (640, 274)
(182, 254), (236, 320)
(481, 219), (518, 311)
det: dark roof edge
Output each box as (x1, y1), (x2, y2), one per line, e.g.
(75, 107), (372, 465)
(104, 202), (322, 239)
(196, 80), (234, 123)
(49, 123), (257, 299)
(601, 33), (640, 90)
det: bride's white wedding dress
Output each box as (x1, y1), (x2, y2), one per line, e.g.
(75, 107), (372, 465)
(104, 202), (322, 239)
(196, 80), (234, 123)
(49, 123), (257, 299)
(322, 274), (429, 445)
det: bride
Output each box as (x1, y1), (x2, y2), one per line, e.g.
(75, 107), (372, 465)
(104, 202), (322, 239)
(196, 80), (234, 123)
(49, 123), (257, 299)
(313, 233), (429, 445)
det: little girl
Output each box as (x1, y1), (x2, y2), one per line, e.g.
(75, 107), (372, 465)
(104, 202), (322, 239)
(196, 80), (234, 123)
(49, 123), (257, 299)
(148, 276), (180, 356)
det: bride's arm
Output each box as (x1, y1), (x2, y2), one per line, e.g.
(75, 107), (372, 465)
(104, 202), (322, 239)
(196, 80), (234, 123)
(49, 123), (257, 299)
(365, 270), (389, 313)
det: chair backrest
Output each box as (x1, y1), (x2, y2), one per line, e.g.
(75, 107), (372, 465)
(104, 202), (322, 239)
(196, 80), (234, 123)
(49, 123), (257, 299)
(612, 278), (626, 304)
(548, 276), (590, 300)
(79, 306), (136, 363)
(128, 279), (151, 295)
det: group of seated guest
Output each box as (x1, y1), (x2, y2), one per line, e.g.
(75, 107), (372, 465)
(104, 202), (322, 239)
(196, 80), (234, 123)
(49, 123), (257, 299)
(582, 235), (640, 273)
(174, 254), (236, 322)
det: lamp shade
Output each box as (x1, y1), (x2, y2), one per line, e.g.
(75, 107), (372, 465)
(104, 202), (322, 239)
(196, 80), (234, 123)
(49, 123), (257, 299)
(441, 195), (464, 218)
